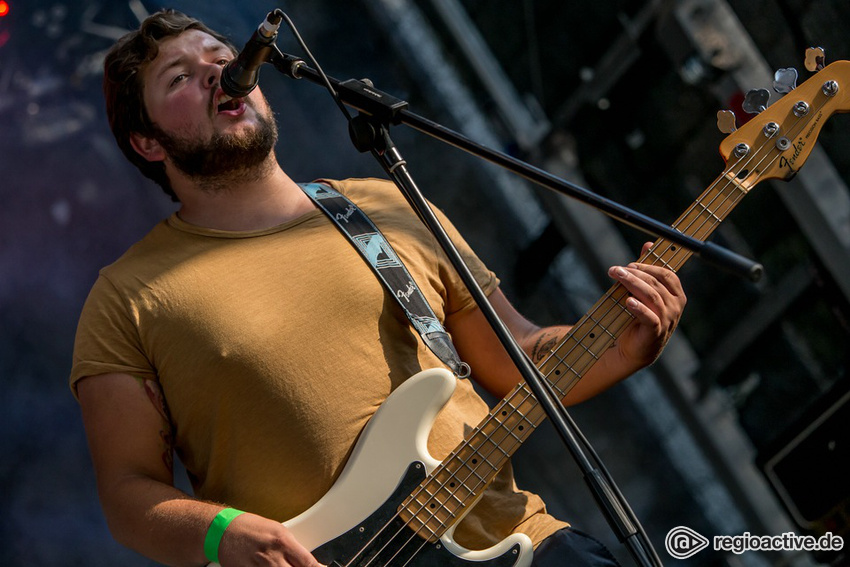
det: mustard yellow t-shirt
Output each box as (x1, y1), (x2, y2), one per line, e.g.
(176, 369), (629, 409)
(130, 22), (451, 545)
(70, 177), (566, 549)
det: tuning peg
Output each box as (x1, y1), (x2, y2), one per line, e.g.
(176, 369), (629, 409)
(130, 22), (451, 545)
(805, 47), (826, 72)
(742, 88), (770, 114)
(773, 67), (798, 93)
(716, 110), (737, 134)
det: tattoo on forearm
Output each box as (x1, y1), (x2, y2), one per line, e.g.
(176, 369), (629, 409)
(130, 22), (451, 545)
(136, 377), (175, 472)
(160, 429), (174, 471)
(530, 330), (565, 363)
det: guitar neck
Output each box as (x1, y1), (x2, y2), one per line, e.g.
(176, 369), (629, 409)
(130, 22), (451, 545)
(399, 169), (750, 540)
(397, 57), (850, 541)
(540, 170), (750, 396)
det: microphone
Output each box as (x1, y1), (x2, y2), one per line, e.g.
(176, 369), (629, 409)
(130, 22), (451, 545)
(221, 10), (284, 98)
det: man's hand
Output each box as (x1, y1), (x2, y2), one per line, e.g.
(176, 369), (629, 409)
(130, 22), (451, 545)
(606, 242), (687, 368)
(446, 242), (687, 403)
(217, 513), (325, 566)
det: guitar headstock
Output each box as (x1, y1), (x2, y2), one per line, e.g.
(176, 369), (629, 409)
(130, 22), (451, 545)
(716, 50), (850, 191)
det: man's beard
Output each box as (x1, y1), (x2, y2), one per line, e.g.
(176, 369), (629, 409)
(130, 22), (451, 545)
(152, 107), (279, 192)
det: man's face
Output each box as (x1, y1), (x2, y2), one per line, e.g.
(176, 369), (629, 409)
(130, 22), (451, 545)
(136, 29), (278, 181)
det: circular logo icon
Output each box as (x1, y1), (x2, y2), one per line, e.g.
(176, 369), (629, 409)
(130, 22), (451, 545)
(665, 526), (710, 559)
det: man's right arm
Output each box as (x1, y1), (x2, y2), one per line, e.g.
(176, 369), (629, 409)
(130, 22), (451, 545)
(77, 373), (323, 567)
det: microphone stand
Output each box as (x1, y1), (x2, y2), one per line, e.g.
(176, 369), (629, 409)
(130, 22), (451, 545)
(263, 33), (747, 566)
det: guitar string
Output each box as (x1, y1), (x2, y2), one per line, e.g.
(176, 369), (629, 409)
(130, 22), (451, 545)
(341, 94), (824, 566)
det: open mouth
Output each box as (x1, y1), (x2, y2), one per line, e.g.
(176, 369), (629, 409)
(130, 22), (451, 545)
(216, 93), (244, 114)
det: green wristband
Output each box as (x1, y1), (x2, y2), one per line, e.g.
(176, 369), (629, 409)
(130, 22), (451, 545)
(204, 507), (245, 564)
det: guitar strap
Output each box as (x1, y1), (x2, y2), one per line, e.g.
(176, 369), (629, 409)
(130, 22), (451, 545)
(300, 182), (471, 378)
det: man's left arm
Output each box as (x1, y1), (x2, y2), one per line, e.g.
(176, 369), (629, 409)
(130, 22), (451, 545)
(445, 244), (686, 405)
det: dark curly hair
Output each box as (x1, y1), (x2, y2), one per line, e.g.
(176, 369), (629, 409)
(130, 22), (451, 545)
(103, 10), (236, 201)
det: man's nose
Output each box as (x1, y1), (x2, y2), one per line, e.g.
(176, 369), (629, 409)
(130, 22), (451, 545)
(204, 63), (221, 88)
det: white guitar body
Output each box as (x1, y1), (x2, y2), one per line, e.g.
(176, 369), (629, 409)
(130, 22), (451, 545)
(212, 368), (532, 566)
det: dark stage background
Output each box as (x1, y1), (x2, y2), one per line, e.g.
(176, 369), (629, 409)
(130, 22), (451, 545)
(1, 1), (848, 565)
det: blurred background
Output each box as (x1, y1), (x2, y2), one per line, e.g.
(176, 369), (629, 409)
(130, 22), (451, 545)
(1, 0), (848, 565)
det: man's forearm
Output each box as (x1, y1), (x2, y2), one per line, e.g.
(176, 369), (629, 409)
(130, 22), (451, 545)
(100, 475), (322, 567)
(100, 475), (217, 566)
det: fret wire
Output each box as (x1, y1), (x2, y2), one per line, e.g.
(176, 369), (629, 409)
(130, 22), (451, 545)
(681, 176), (743, 230)
(409, 501), (456, 524)
(585, 315), (619, 341)
(467, 435), (512, 467)
(547, 380), (568, 399)
(475, 431), (512, 459)
(432, 483), (465, 508)
(477, 452), (500, 471)
(694, 200), (722, 223)
(669, 182), (741, 248)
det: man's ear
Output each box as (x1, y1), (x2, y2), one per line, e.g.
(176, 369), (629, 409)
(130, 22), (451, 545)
(129, 132), (166, 162)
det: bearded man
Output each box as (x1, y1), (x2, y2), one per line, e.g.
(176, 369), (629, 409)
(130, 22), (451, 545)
(71, 9), (685, 567)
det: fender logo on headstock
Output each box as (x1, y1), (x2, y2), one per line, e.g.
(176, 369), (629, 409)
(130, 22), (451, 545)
(780, 109), (824, 173)
(779, 140), (804, 174)
(719, 56), (848, 188)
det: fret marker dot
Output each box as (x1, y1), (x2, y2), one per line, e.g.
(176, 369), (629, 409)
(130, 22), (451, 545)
(589, 333), (595, 338)
(518, 425), (524, 431)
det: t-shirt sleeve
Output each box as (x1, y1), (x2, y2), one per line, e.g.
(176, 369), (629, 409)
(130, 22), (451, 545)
(69, 273), (157, 399)
(429, 203), (501, 317)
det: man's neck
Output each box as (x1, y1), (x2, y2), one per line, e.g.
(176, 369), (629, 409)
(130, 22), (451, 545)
(172, 161), (315, 232)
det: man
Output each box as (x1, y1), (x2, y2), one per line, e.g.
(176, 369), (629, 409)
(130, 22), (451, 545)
(71, 10), (686, 567)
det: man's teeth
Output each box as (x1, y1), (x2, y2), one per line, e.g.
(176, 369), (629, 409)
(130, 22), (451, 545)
(217, 94), (242, 112)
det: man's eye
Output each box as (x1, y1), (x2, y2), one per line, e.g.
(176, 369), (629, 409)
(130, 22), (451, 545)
(217, 59), (229, 66)
(170, 73), (187, 86)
